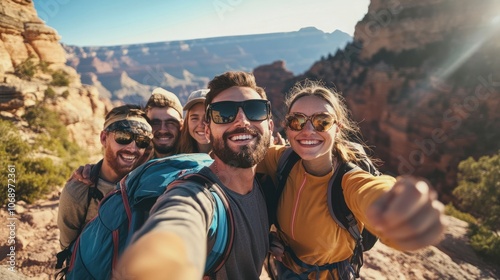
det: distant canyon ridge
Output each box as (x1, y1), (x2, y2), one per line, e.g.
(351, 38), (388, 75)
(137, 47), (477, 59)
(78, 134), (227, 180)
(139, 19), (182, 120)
(63, 28), (352, 105)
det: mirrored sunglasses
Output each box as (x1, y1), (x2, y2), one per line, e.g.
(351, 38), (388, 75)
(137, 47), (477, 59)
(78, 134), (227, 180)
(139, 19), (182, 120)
(112, 130), (151, 149)
(285, 112), (336, 132)
(206, 100), (271, 124)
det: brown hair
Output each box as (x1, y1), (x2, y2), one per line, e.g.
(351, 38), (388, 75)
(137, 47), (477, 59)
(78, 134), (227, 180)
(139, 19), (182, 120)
(177, 116), (200, 153)
(285, 80), (376, 164)
(205, 71), (267, 110)
(144, 88), (183, 117)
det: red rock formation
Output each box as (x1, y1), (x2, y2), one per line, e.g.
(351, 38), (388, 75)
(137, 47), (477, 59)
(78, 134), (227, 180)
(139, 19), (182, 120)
(290, 0), (500, 201)
(253, 60), (294, 131)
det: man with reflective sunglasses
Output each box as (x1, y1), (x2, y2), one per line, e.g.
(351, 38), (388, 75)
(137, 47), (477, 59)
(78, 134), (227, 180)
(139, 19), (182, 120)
(57, 104), (153, 251)
(116, 71), (274, 279)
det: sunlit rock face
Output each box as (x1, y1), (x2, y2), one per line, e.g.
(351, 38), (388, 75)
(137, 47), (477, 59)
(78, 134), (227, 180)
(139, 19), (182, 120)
(283, 0), (500, 202)
(0, 0), (66, 72)
(0, 0), (113, 159)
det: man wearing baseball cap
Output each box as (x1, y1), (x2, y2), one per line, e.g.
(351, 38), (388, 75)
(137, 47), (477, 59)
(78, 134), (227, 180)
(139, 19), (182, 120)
(57, 104), (152, 251)
(145, 88), (184, 158)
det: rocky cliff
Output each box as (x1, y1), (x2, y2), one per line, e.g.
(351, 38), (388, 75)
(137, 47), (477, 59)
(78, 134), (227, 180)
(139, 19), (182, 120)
(0, 0), (65, 72)
(253, 61), (294, 129)
(0, 0), (112, 159)
(256, 0), (500, 202)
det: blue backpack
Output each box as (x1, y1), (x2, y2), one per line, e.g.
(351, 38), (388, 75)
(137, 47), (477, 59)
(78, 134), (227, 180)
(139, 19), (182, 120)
(56, 153), (235, 280)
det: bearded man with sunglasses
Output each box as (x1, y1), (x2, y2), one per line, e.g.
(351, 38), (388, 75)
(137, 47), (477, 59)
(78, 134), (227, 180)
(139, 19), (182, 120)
(57, 104), (153, 251)
(116, 71), (274, 280)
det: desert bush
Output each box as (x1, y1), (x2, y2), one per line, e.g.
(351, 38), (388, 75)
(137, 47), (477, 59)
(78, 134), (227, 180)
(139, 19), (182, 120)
(468, 224), (500, 264)
(454, 152), (500, 232)
(50, 69), (70, 86)
(14, 58), (37, 79)
(0, 105), (89, 203)
(38, 60), (50, 73)
(445, 204), (477, 224)
(44, 87), (57, 100)
(62, 90), (70, 99)
(452, 152), (500, 265)
(24, 106), (66, 136)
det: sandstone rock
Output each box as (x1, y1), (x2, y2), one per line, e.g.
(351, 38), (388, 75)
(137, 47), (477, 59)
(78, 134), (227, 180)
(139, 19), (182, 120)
(21, 209), (56, 228)
(0, 1), (66, 69)
(0, 266), (27, 280)
(15, 235), (28, 251)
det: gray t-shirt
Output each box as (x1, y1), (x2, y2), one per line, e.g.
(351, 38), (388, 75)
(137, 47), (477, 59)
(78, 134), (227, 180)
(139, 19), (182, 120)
(132, 167), (269, 280)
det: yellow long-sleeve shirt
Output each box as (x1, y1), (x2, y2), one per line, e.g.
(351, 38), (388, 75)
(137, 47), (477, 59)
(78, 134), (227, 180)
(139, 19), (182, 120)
(258, 146), (396, 279)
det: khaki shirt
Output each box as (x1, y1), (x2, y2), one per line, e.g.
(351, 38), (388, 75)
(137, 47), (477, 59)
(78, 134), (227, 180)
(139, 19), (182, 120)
(57, 173), (116, 249)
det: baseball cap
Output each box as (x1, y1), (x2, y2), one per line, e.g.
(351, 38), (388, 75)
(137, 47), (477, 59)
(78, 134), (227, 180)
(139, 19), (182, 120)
(183, 89), (209, 111)
(146, 87), (183, 117)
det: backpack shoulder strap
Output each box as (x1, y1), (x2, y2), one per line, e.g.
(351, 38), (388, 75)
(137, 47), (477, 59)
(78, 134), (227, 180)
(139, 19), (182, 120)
(328, 161), (379, 278)
(276, 147), (300, 197)
(327, 162), (362, 241)
(88, 160), (105, 202)
(179, 173), (235, 277)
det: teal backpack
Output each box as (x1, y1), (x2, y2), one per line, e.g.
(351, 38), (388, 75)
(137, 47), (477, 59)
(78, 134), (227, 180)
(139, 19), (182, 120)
(56, 153), (234, 280)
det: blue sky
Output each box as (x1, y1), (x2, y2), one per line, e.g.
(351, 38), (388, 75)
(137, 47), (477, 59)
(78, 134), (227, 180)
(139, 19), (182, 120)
(34, 0), (370, 46)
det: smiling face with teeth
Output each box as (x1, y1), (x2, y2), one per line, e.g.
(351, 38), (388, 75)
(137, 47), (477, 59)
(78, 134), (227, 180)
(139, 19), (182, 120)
(147, 107), (183, 158)
(100, 129), (148, 182)
(206, 86), (273, 168)
(286, 95), (339, 162)
(187, 103), (210, 146)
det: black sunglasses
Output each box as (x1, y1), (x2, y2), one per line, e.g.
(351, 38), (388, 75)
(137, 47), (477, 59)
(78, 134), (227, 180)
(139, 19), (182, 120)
(112, 130), (151, 149)
(206, 100), (271, 124)
(285, 112), (336, 132)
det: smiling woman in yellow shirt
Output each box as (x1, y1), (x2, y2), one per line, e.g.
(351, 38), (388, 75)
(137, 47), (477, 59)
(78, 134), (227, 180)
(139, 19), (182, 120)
(257, 80), (446, 280)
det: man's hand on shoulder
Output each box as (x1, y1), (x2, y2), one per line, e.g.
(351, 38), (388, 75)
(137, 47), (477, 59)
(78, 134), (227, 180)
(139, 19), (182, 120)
(69, 164), (94, 185)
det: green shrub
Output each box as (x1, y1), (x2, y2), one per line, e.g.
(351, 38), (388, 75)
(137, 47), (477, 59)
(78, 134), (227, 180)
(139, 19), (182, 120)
(452, 152), (500, 266)
(24, 106), (65, 136)
(62, 90), (70, 99)
(44, 87), (57, 100)
(453, 152), (500, 232)
(38, 61), (50, 73)
(1, 105), (90, 204)
(16, 157), (65, 203)
(50, 69), (70, 86)
(445, 204), (477, 224)
(468, 224), (500, 265)
(14, 58), (37, 79)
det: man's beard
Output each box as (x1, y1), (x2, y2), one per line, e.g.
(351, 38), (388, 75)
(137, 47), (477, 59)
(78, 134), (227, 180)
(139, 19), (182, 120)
(154, 143), (176, 155)
(210, 126), (270, 168)
(105, 148), (140, 179)
(153, 132), (178, 156)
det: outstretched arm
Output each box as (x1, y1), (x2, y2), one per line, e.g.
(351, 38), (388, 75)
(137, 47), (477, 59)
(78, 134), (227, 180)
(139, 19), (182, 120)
(114, 183), (213, 280)
(366, 176), (446, 251)
(114, 231), (199, 280)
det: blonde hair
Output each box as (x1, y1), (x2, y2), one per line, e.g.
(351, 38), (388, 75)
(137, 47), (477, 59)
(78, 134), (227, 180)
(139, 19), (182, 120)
(285, 80), (375, 164)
